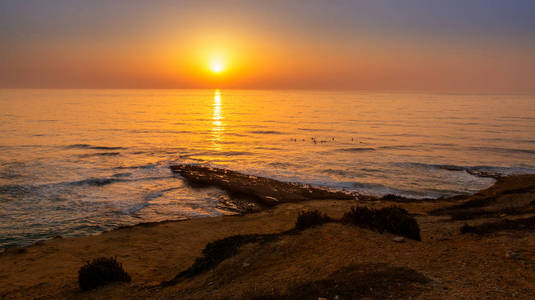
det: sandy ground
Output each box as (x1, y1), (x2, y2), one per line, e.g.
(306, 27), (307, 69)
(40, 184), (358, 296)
(1, 174), (534, 299)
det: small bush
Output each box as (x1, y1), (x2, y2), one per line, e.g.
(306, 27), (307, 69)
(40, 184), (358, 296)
(78, 257), (131, 291)
(294, 210), (333, 230)
(342, 206), (421, 241)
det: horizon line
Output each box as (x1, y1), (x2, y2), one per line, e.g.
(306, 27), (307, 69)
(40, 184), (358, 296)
(1, 87), (534, 97)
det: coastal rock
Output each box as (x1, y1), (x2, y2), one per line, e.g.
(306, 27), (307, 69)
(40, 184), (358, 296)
(393, 236), (405, 243)
(505, 251), (520, 259)
(429, 174), (535, 221)
(170, 164), (355, 207)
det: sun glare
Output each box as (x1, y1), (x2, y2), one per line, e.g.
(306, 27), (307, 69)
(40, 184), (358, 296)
(211, 62), (224, 73)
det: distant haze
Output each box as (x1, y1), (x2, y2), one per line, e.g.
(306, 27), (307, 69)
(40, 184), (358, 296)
(1, 0), (534, 93)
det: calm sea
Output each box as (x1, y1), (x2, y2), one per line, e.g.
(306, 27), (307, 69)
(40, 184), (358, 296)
(1, 89), (534, 248)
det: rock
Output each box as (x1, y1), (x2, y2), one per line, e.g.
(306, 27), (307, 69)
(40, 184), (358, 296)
(170, 164), (355, 208)
(264, 196), (279, 204)
(393, 236), (405, 243)
(506, 251), (520, 259)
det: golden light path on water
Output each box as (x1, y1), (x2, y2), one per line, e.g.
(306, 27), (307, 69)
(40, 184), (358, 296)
(211, 89), (224, 150)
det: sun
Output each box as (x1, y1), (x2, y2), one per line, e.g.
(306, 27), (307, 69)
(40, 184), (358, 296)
(210, 61), (224, 73)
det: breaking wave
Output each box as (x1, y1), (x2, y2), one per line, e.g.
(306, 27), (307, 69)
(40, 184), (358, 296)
(65, 144), (127, 150)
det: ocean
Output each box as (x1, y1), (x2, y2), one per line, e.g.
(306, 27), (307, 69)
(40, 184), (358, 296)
(1, 89), (534, 248)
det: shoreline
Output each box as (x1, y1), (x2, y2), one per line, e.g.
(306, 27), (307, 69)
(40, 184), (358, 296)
(1, 168), (535, 299)
(0, 163), (481, 252)
(0, 162), (523, 251)
(0, 165), (524, 251)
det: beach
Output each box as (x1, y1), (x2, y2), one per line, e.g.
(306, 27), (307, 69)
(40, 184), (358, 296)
(2, 168), (534, 299)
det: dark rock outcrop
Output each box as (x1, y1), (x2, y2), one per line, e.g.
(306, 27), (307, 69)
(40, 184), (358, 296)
(171, 164), (355, 206)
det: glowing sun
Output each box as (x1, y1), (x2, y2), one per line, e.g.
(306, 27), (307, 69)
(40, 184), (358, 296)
(210, 61), (224, 73)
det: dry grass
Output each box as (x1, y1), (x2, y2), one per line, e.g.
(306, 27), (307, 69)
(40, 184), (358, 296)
(78, 257), (131, 291)
(341, 206), (421, 241)
(294, 210), (333, 230)
(247, 263), (429, 300)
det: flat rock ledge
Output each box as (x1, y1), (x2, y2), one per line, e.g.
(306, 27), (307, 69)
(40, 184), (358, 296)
(170, 164), (356, 207)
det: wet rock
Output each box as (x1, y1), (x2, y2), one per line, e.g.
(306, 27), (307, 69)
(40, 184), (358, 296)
(170, 164), (355, 207)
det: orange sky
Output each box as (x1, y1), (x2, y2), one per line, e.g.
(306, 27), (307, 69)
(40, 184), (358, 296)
(1, 1), (534, 93)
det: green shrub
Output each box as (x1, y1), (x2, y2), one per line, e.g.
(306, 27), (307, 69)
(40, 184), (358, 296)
(78, 257), (131, 291)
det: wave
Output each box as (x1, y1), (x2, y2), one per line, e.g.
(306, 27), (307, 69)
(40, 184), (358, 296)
(68, 178), (124, 186)
(67, 173), (172, 187)
(337, 147), (376, 152)
(255, 146), (282, 151)
(425, 143), (456, 147)
(232, 133), (250, 137)
(113, 163), (158, 170)
(380, 133), (426, 138)
(0, 164), (24, 179)
(249, 130), (284, 135)
(184, 150), (253, 157)
(470, 146), (535, 155)
(402, 163), (466, 172)
(121, 187), (185, 215)
(130, 130), (193, 134)
(378, 145), (414, 150)
(351, 181), (433, 199)
(0, 184), (31, 197)
(401, 162), (535, 178)
(121, 202), (150, 215)
(112, 172), (132, 178)
(321, 168), (348, 176)
(144, 191), (163, 201)
(212, 151), (253, 157)
(34, 119), (58, 123)
(65, 144), (127, 150)
(268, 162), (297, 168)
(79, 152), (121, 158)
(298, 128), (324, 132)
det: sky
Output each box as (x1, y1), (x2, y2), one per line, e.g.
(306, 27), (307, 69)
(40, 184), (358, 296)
(1, 0), (534, 93)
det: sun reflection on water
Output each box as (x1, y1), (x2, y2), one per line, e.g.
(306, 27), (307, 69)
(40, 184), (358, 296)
(211, 89), (224, 148)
